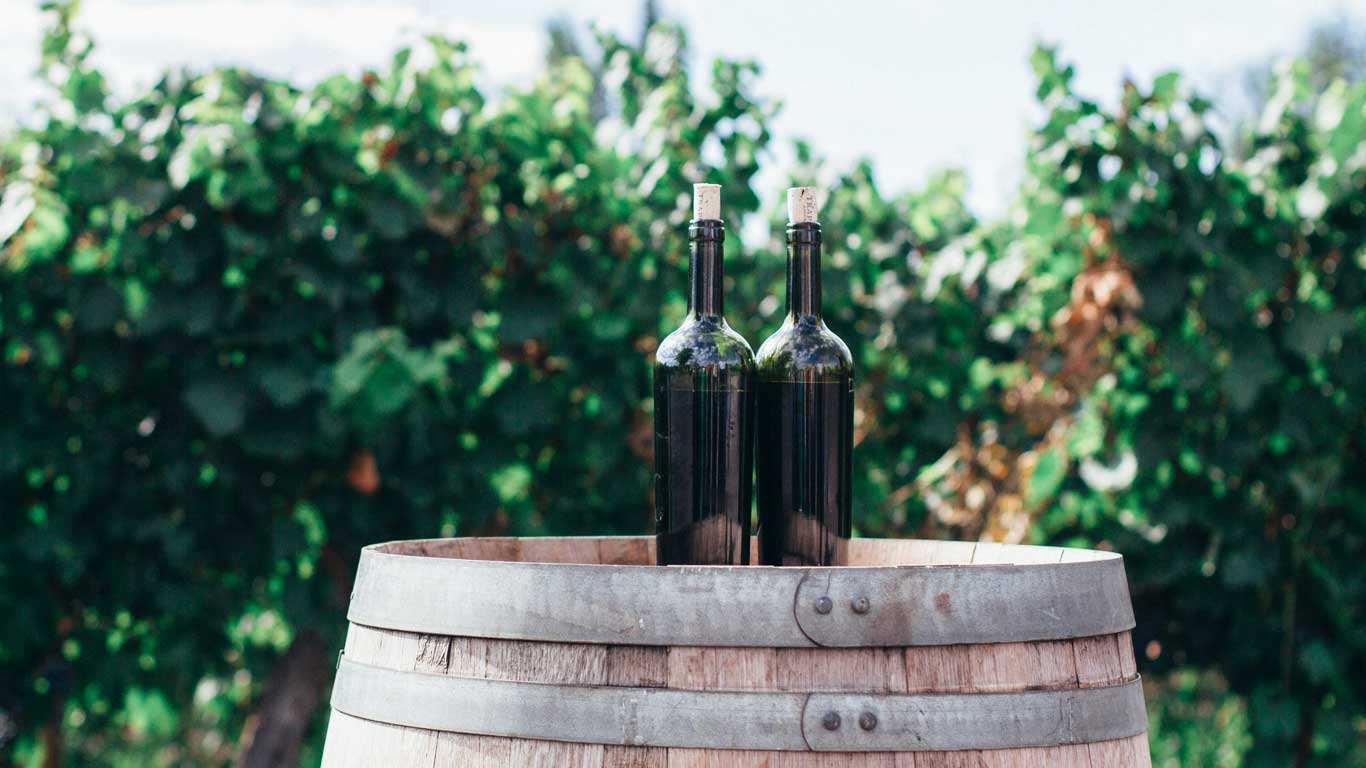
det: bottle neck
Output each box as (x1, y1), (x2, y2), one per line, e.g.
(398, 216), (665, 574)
(786, 222), (822, 320)
(688, 220), (725, 319)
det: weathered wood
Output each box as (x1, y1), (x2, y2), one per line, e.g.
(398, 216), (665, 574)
(599, 650), (670, 768)
(664, 633), (909, 765)
(670, 750), (900, 767)
(602, 745), (667, 768)
(668, 646), (775, 690)
(1075, 631), (1133, 688)
(774, 647), (908, 693)
(848, 537), (975, 566)
(605, 645), (669, 688)
(384, 535), (1118, 567)
(330, 625), (444, 766)
(323, 537), (1150, 766)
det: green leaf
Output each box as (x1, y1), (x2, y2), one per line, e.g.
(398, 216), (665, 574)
(1151, 71), (1181, 105)
(183, 377), (248, 436)
(1221, 547), (1268, 588)
(253, 364), (313, 407)
(1283, 309), (1354, 359)
(490, 463), (532, 504)
(1027, 449), (1067, 507)
(1066, 400), (1105, 458)
(0, 181), (37, 245)
(1223, 333), (1278, 412)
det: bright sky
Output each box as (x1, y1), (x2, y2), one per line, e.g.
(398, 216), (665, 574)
(1, 0), (1362, 220)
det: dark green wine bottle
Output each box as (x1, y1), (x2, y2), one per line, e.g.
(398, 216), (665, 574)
(755, 187), (854, 566)
(653, 184), (755, 566)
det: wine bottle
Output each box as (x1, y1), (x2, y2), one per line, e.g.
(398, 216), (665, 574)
(755, 187), (854, 566)
(653, 184), (755, 566)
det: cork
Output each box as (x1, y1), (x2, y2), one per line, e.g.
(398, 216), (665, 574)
(693, 183), (721, 220)
(787, 186), (819, 224)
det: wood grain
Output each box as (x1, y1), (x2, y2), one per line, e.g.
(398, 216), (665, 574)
(774, 647), (908, 693)
(668, 646), (775, 691)
(1075, 631), (1133, 688)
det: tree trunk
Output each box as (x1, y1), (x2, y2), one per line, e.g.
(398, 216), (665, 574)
(41, 660), (71, 768)
(235, 630), (330, 768)
(1294, 701), (1314, 768)
(41, 716), (61, 768)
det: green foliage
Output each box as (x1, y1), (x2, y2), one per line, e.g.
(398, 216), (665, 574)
(1147, 669), (1253, 768)
(2, 4), (1365, 766)
(1, 6), (774, 762)
(1012, 49), (1366, 767)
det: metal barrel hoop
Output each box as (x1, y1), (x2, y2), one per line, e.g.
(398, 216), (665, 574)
(347, 539), (1135, 648)
(331, 657), (1148, 752)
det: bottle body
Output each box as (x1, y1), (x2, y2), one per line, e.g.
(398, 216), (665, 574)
(653, 218), (755, 565)
(653, 344), (754, 565)
(755, 219), (854, 566)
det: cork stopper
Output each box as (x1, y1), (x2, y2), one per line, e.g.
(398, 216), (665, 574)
(693, 183), (721, 220)
(787, 186), (819, 224)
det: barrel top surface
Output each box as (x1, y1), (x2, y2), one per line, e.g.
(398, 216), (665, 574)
(346, 536), (1135, 648)
(363, 534), (1121, 566)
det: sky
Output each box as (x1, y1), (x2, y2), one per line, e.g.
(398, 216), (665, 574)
(1, 0), (1363, 222)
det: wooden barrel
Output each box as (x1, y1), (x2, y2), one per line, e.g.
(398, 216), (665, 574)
(321, 536), (1150, 767)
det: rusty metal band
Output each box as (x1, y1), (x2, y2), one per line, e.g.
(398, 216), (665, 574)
(331, 657), (1147, 751)
(346, 542), (1134, 647)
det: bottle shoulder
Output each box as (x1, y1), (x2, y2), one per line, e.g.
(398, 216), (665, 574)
(655, 316), (756, 373)
(755, 316), (853, 381)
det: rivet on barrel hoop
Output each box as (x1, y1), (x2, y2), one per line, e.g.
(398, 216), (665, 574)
(851, 596), (871, 614)
(814, 596), (833, 615)
(859, 711), (878, 731)
(822, 711), (842, 731)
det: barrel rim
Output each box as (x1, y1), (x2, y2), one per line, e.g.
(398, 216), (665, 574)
(360, 534), (1123, 567)
(345, 536), (1135, 647)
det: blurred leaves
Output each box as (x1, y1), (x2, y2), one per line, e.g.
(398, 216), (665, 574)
(2, 3), (1366, 767)
(0, 5), (782, 764)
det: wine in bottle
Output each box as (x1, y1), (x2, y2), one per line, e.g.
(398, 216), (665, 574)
(653, 183), (756, 566)
(755, 187), (854, 566)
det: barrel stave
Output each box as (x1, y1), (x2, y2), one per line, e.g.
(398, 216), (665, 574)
(322, 537), (1149, 766)
(328, 623), (1144, 765)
